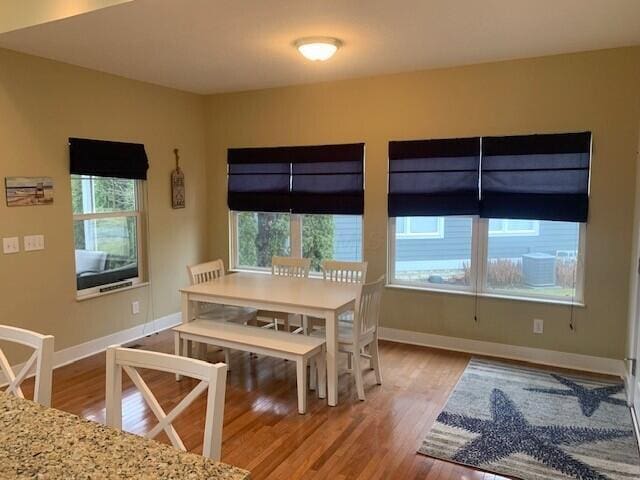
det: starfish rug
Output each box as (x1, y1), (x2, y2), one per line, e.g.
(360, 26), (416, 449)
(418, 358), (640, 480)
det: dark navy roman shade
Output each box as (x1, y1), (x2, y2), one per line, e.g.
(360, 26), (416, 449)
(388, 137), (481, 216)
(290, 143), (364, 214)
(228, 143), (364, 214)
(69, 137), (149, 180)
(481, 132), (591, 222)
(227, 147), (291, 212)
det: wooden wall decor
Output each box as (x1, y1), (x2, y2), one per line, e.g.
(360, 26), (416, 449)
(171, 148), (185, 209)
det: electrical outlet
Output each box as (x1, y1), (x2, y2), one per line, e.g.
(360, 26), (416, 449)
(3, 237), (20, 254)
(24, 234), (45, 251)
(132, 301), (140, 315)
(533, 318), (544, 334)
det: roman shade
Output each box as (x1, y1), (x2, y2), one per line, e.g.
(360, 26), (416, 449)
(290, 143), (364, 214)
(388, 137), (481, 216)
(227, 143), (365, 214)
(69, 137), (149, 180)
(481, 132), (591, 222)
(228, 147), (291, 212)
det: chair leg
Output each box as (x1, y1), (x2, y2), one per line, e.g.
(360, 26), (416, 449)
(174, 332), (182, 381)
(309, 357), (317, 391)
(370, 340), (382, 385)
(347, 351), (352, 370)
(223, 348), (231, 368)
(352, 351), (365, 401)
(198, 343), (207, 360)
(296, 358), (307, 414)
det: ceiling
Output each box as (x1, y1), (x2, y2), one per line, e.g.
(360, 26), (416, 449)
(1, 0), (639, 94)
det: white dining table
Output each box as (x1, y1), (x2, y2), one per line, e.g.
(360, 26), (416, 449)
(179, 271), (360, 406)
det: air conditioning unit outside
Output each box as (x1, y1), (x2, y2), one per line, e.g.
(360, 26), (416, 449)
(522, 253), (556, 287)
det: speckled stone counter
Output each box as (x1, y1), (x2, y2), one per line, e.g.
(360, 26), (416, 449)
(0, 393), (250, 479)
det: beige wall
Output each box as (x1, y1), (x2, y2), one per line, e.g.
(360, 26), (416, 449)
(206, 47), (640, 360)
(0, 48), (209, 362)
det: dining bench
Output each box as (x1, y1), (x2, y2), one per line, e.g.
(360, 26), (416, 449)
(173, 320), (326, 414)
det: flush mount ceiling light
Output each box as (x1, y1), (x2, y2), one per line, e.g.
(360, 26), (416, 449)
(295, 37), (342, 61)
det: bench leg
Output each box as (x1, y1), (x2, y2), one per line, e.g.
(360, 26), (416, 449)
(174, 332), (182, 381)
(317, 350), (327, 400)
(296, 358), (307, 414)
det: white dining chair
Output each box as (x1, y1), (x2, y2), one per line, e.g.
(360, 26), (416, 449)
(187, 259), (257, 363)
(258, 256), (311, 332)
(310, 275), (384, 401)
(105, 346), (228, 461)
(0, 325), (54, 407)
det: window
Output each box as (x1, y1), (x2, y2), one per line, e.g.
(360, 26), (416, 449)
(72, 175), (142, 294)
(489, 219), (539, 237)
(396, 217), (444, 239)
(389, 216), (584, 303)
(232, 212), (362, 273)
(391, 216), (473, 290)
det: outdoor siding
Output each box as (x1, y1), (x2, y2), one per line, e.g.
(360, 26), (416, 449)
(395, 218), (578, 262)
(333, 215), (363, 261)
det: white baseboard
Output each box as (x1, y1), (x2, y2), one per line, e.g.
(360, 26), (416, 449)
(1, 313), (180, 387)
(379, 326), (625, 377)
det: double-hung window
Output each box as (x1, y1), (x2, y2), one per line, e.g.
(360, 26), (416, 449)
(388, 132), (590, 304)
(69, 138), (148, 296)
(228, 143), (364, 272)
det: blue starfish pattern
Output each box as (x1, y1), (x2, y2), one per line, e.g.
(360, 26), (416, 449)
(525, 374), (626, 417)
(437, 388), (632, 480)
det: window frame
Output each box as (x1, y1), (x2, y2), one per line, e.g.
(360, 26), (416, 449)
(72, 175), (144, 298)
(395, 216), (445, 239)
(387, 216), (586, 305)
(229, 210), (364, 275)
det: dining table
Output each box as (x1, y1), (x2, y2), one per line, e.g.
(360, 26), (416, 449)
(0, 392), (250, 479)
(179, 271), (361, 407)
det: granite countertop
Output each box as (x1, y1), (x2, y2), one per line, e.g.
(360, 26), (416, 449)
(0, 393), (250, 480)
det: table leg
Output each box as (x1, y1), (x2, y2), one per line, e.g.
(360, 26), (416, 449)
(174, 331), (182, 382)
(325, 310), (338, 406)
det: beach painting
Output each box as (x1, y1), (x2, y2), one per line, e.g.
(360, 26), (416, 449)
(5, 177), (54, 206)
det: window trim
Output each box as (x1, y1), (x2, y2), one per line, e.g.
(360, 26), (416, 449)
(73, 177), (144, 298)
(387, 216), (586, 305)
(229, 210), (364, 273)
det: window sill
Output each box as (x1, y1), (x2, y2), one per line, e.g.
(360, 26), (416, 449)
(76, 281), (149, 302)
(385, 283), (585, 308)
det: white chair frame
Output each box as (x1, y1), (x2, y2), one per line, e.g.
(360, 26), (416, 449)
(310, 275), (384, 401)
(0, 325), (54, 407)
(259, 256), (312, 332)
(187, 259), (257, 363)
(321, 260), (368, 284)
(105, 346), (228, 461)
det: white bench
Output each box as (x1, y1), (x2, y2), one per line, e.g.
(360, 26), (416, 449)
(173, 320), (326, 414)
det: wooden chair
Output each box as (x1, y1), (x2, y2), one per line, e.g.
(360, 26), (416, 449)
(0, 325), (54, 407)
(258, 257), (311, 332)
(304, 260), (368, 334)
(187, 260), (257, 363)
(310, 276), (384, 401)
(105, 346), (228, 461)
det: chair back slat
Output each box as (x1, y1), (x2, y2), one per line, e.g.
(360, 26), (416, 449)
(0, 325), (54, 407)
(188, 259), (225, 286)
(321, 260), (368, 284)
(271, 256), (311, 278)
(353, 276), (385, 338)
(105, 346), (228, 461)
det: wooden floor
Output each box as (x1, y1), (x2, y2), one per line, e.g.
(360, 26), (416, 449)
(20, 330), (511, 480)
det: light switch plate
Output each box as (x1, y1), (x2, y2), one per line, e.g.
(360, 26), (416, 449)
(24, 234), (45, 251)
(132, 301), (140, 315)
(3, 237), (20, 254)
(533, 318), (544, 334)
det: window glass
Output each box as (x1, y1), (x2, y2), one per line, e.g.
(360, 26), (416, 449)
(236, 212), (291, 269)
(393, 216), (472, 289)
(486, 220), (580, 299)
(302, 215), (362, 271)
(71, 175), (140, 292)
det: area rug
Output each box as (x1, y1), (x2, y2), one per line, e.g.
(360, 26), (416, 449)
(418, 358), (640, 480)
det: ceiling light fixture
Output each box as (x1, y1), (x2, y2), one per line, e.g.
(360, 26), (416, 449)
(295, 37), (342, 61)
